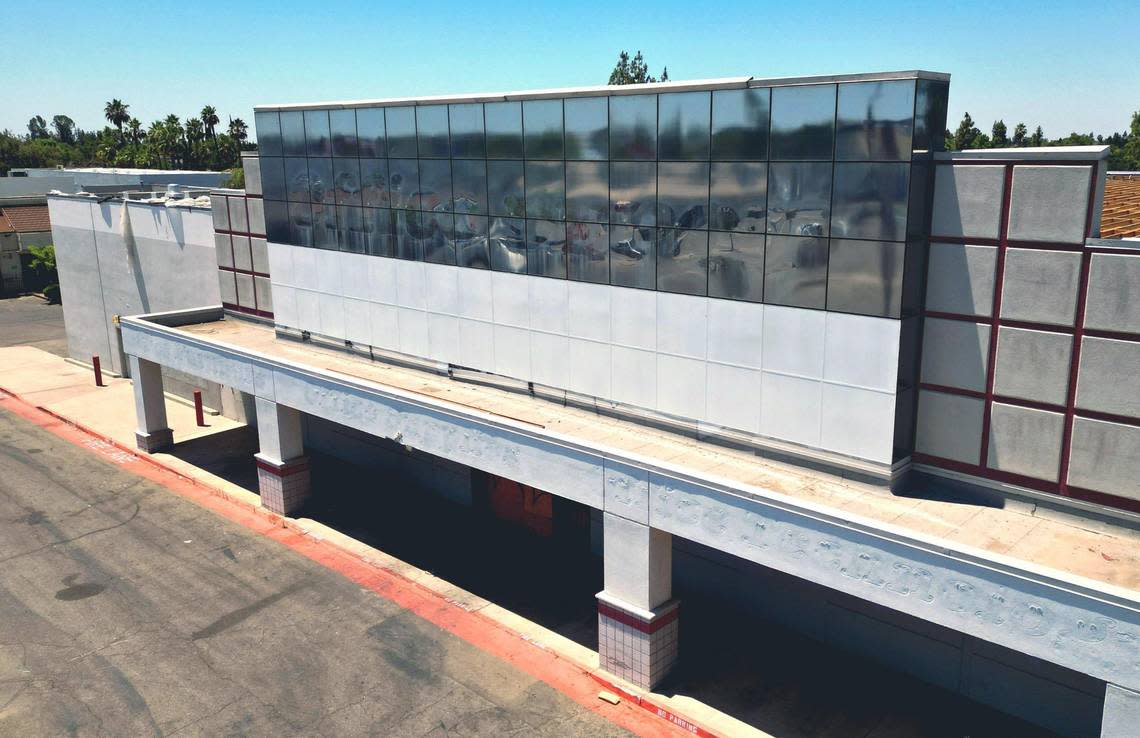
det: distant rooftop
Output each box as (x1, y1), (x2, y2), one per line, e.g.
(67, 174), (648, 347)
(0, 204), (50, 234)
(1103, 175), (1140, 239)
(14, 167), (223, 176)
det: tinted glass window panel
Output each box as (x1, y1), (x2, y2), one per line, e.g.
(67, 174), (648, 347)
(610, 162), (656, 226)
(764, 234), (828, 308)
(337, 206), (366, 253)
(657, 228), (708, 296)
(658, 162), (709, 229)
(449, 103), (485, 158)
(826, 238), (905, 317)
(836, 80), (914, 161)
(565, 97), (608, 160)
(913, 80), (949, 154)
(610, 95), (657, 160)
(610, 225), (656, 289)
(311, 200), (338, 249)
(489, 216), (527, 273)
(418, 159), (453, 213)
(709, 231), (765, 302)
(287, 201), (313, 247)
(416, 105), (450, 158)
(393, 209), (423, 260)
(767, 162), (832, 237)
(711, 88), (769, 160)
(452, 159), (487, 215)
(280, 111), (306, 156)
(304, 110), (331, 157)
(363, 207), (394, 257)
(566, 161), (608, 222)
(265, 200), (290, 243)
(306, 158), (335, 204)
(658, 91), (711, 160)
(261, 156), (286, 201)
(255, 111), (282, 156)
(333, 158), (362, 206)
(387, 159), (420, 211)
(567, 221), (609, 284)
(455, 214), (490, 268)
(523, 99), (564, 160)
(770, 84), (836, 160)
(710, 162), (766, 232)
(525, 161), (565, 220)
(330, 109), (358, 157)
(385, 107), (417, 157)
(487, 160), (525, 217)
(906, 159), (930, 238)
(359, 158), (390, 208)
(284, 158), (310, 202)
(831, 162), (909, 241)
(485, 101), (523, 158)
(422, 212), (457, 265)
(526, 219), (567, 278)
(356, 108), (387, 157)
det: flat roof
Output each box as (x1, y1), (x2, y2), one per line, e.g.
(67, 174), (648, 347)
(254, 70), (950, 112)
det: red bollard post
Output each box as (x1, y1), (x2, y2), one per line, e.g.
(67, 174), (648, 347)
(193, 389), (205, 427)
(92, 356), (104, 387)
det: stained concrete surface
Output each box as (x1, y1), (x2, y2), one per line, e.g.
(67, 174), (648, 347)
(0, 409), (631, 737)
(0, 296), (66, 357)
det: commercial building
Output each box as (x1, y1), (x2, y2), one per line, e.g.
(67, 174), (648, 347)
(47, 71), (1140, 737)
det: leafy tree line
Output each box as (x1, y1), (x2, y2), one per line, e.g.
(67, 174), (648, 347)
(946, 110), (1140, 171)
(0, 99), (255, 176)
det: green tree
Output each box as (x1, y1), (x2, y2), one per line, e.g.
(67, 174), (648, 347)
(1012, 122), (1028, 147)
(127, 118), (144, 145)
(228, 117), (248, 144)
(51, 115), (76, 144)
(991, 119), (1009, 147)
(104, 99), (130, 138)
(27, 115), (49, 139)
(608, 50), (668, 85)
(1030, 125), (1045, 146)
(200, 105), (219, 139)
(952, 112), (980, 150)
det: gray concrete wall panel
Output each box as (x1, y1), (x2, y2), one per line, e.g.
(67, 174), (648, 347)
(999, 248), (1081, 326)
(1067, 418), (1140, 501)
(992, 327), (1072, 405)
(603, 459), (650, 524)
(1076, 337), (1140, 418)
(931, 165), (1004, 240)
(915, 390), (984, 464)
(925, 242), (997, 317)
(1103, 685), (1140, 738)
(1085, 253), (1140, 334)
(985, 403), (1064, 482)
(1006, 165), (1091, 244)
(919, 318), (990, 391)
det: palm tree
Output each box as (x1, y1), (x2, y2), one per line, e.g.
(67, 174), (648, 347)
(228, 117), (248, 144)
(200, 105), (219, 139)
(127, 118), (144, 145)
(104, 99), (130, 137)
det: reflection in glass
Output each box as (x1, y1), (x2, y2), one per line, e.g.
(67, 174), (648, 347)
(830, 162), (909, 241)
(288, 201), (313, 246)
(422, 212), (457, 264)
(567, 221), (609, 284)
(710, 162), (766, 232)
(330, 109), (358, 157)
(836, 80), (914, 161)
(565, 97), (608, 160)
(450, 103), (485, 158)
(265, 200), (290, 243)
(418, 159), (453, 212)
(657, 228), (708, 295)
(359, 158), (389, 208)
(489, 217), (527, 273)
(487, 160), (525, 217)
(566, 161), (608, 222)
(658, 91), (711, 160)
(770, 84), (836, 160)
(306, 158), (335, 204)
(523, 99), (564, 159)
(304, 110), (331, 157)
(455, 214), (490, 268)
(280, 111), (306, 156)
(913, 80), (949, 154)
(416, 105), (450, 158)
(658, 162), (709, 229)
(610, 162), (656, 225)
(764, 235), (828, 308)
(485, 102), (523, 158)
(255, 111), (282, 156)
(610, 226), (655, 289)
(333, 158), (361, 205)
(284, 158), (309, 202)
(709, 231), (764, 302)
(363, 207), (393, 257)
(767, 162), (832, 236)
(311, 200), (337, 249)
(526, 219), (567, 278)
(356, 108), (386, 157)
(452, 160), (487, 215)
(393, 209), (423, 260)
(525, 161), (565, 220)
(610, 95), (656, 160)
(337, 205), (365, 253)
(385, 107), (417, 157)
(906, 160), (930, 238)
(711, 88), (769, 160)
(826, 238), (904, 318)
(261, 156), (286, 201)
(387, 159), (420, 211)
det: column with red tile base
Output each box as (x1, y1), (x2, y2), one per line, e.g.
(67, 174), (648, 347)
(130, 355), (174, 453)
(254, 396), (310, 515)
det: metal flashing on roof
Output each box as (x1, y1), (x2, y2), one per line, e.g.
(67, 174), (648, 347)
(935, 145), (1111, 161)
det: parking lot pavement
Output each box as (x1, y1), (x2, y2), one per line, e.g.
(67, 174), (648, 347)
(0, 296), (66, 357)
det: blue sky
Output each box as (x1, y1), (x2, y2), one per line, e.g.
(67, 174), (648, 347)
(2, 1), (1137, 142)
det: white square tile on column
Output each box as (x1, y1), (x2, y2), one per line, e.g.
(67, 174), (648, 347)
(318, 292), (346, 340)
(491, 271), (530, 328)
(705, 362), (762, 434)
(707, 299), (764, 368)
(340, 252), (372, 300)
(568, 337), (612, 399)
(343, 298), (372, 345)
(493, 324), (531, 380)
(760, 371), (822, 447)
(611, 345), (657, 410)
(368, 302), (399, 351)
(397, 307), (429, 358)
(424, 262), (459, 315)
(762, 305), (826, 378)
(820, 383), (896, 463)
(530, 277), (569, 335)
(656, 353), (706, 419)
(395, 259), (427, 310)
(457, 267), (494, 321)
(568, 281), (612, 342)
(611, 286), (657, 351)
(823, 312), (901, 391)
(457, 318), (494, 371)
(531, 331), (570, 388)
(367, 256), (398, 304)
(427, 312), (460, 363)
(656, 292), (708, 359)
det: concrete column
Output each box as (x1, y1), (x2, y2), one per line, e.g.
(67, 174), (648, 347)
(253, 396), (310, 515)
(1102, 684), (1140, 737)
(129, 355), (173, 453)
(597, 512), (679, 690)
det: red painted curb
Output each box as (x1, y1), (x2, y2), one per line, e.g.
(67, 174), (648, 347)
(589, 673), (719, 738)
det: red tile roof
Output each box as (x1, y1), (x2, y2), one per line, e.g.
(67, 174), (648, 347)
(0, 205), (51, 234)
(1101, 176), (1140, 239)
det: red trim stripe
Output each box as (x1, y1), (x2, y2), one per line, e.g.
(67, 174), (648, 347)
(598, 602), (679, 635)
(256, 457), (310, 477)
(977, 164), (1015, 468)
